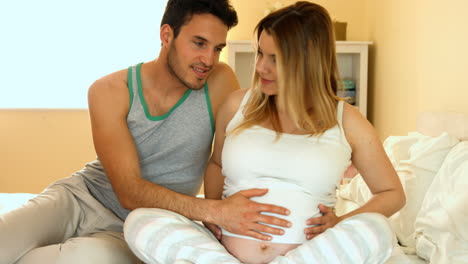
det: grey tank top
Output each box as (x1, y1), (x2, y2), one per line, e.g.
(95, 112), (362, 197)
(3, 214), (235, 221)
(76, 63), (214, 220)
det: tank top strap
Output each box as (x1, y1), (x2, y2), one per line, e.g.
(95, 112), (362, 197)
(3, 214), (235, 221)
(239, 89), (252, 107)
(225, 89), (252, 132)
(336, 100), (344, 126)
(127, 63), (143, 113)
(335, 100), (352, 150)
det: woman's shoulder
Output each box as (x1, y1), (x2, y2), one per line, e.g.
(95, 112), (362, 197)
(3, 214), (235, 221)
(342, 101), (379, 148)
(341, 102), (363, 121)
(221, 88), (250, 116)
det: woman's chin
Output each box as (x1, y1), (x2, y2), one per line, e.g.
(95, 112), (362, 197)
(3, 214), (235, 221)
(260, 86), (278, 96)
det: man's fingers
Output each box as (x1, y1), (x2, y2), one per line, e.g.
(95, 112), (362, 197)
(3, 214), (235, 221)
(255, 214), (291, 228)
(204, 222), (222, 240)
(213, 227), (222, 239)
(256, 203), (290, 216)
(245, 230), (272, 241)
(251, 222), (286, 235)
(239, 188), (269, 198)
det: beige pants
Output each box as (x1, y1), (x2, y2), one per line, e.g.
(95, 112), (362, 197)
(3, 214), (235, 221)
(0, 176), (142, 264)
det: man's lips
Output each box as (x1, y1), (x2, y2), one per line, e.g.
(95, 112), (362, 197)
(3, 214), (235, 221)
(192, 66), (210, 79)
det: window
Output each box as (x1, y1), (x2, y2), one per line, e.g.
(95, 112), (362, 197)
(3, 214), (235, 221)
(0, 0), (166, 108)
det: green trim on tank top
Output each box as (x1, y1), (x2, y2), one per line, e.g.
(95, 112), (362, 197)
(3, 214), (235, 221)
(203, 83), (214, 134)
(126, 64), (136, 115)
(136, 63), (192, 121)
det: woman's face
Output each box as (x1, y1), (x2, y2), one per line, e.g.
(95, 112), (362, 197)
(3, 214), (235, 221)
(256, 30), (278, 96)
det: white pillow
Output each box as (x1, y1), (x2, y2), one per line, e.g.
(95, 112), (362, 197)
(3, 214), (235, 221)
(414, 141), (468, 263)
(337, 132), (459, 251)
(383, 132), (424, 167)
(390, 132), (459, 250)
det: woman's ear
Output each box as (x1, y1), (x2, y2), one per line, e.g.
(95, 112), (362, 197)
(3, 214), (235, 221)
(160, 24), (174, 48)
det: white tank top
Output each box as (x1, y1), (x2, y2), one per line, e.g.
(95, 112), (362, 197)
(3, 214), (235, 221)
(221, 90), (352, 244)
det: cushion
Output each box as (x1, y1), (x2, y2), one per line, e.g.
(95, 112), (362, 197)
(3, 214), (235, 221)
(391, 132), (459, 249)
(414, 141), (468, 263)
(338, 132), (459, 251)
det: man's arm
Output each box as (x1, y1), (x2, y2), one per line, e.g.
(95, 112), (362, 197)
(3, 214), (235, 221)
(88, 69), (218, 222)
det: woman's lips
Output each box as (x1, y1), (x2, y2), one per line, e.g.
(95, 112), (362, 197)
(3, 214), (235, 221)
(261, 78), (273, 85)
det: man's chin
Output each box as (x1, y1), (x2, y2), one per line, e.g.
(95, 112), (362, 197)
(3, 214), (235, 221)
(187, 79), (205, 90)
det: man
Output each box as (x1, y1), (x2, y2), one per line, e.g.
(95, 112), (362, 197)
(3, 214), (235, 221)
(0, 1), (290, 263)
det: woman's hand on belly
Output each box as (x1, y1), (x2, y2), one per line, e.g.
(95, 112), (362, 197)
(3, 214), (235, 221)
(304, 204), (340, 239)
(214, 188), (291, 241)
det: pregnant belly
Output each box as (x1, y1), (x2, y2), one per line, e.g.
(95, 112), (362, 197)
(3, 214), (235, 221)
(221, 184), (333, 262)
(222, 235), (300, 264)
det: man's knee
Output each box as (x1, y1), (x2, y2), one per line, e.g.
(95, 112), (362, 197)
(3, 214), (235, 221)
(125, 208), (189, 234)
(57, 232), (141, 264)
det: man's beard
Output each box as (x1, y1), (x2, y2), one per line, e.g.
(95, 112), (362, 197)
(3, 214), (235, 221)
(167, 43), (205, 90)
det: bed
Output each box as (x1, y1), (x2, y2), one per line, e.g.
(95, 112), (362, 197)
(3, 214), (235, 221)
(1, 111), (467, 263)
(336, 111), (468, 263)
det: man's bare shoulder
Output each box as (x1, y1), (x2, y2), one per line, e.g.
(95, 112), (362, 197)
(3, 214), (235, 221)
(88, 68), (128, 96)
(205, 62), (241, 119)
(207, 62), (240, 99)
(88, 68), (130, 114)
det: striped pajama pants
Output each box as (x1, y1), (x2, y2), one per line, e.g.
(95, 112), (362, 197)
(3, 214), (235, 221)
(124, 209), (393, 264)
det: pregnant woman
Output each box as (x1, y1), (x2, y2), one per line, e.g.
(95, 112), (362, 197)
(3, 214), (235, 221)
(124, 2), (405, 263)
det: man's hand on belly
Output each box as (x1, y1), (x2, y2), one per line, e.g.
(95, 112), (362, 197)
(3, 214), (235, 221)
(213, 188), (291, 241)
(304, 204), (340, 239)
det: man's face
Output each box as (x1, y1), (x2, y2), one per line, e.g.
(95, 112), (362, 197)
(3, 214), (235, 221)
(167, 13), (228, 90)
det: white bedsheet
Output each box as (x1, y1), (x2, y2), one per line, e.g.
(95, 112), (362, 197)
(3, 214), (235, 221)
(414, 142), (468, 263)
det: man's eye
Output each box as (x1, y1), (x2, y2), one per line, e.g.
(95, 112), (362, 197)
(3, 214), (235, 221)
(194, 41), (204, 47)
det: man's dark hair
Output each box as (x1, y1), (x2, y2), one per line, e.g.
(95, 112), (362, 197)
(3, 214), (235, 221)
(161, 0), (238, 38)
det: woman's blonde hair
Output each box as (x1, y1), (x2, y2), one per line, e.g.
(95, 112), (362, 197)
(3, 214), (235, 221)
(232, 1), (342, 137)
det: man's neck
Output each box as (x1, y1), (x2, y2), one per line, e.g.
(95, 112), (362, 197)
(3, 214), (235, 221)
(142, 59), (188, 97)
(138, 59), (190, 116)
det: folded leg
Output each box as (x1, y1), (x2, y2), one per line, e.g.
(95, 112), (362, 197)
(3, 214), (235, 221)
(16, 231), (142, 264)
(270, 213), (394, 264)
(124, 208), (240, 264)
